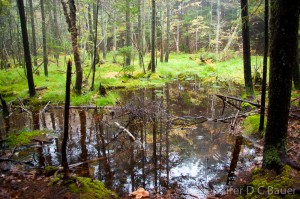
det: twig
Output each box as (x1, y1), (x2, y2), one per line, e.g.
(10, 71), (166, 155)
(287, 145), (298, 152)
(8, 146), (17, 159)
(17, 97), (30, 114)
(41, 101), (50, 114)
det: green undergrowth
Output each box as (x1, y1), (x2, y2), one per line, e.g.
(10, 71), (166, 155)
(50, 173), (118, 199)
(245, 166), (300, 198)
(0, 52), (263, 106)
(241, 114), (266, 137)
(6, 129), (49, 147)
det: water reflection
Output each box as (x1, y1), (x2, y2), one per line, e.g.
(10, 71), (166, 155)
(0, 81), (255, 198)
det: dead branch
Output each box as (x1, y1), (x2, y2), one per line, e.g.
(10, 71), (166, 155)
(40, 101), (50, 114)
(215, 94), (261, 108)
(114, 122), (135, 141)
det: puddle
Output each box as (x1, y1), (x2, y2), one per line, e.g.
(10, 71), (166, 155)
(0, 81), (256, 198)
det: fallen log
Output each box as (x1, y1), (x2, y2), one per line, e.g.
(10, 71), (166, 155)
(48, 105), (117, 110)
(215, 94), (261, 108)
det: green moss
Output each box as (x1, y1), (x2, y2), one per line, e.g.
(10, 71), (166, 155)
(263, 146), (282, 168)
(247, 166), (298, 198)
(43, 166), (59, 176)
(48, 176), (60, 186)
(73, 177), (118, 199)
(6, 129), (48, 147)
(242, 114), (266, 136)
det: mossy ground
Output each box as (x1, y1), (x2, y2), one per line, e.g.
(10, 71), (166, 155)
(241, 114), (266, 137)
(0, 52), (263, 106)
(245, 166), (300, 199)
(50, 174), (118, 199)
(6, 129), (49, 147)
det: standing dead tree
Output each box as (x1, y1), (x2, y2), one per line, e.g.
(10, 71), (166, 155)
(62, 59), (72, 178)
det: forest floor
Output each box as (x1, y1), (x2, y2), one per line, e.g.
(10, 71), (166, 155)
(0, 52), (253, 107)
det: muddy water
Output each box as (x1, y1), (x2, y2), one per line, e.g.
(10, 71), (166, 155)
(0, 81), (256, 198)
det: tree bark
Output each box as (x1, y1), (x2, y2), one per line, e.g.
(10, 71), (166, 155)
(113, 11), (117, 51)
(91, 0), (99, 91)
(52, 0), (60, 66)
(62, 59), (72, 178)
(262, 0), (300, 170)
(165, 0), (170, 62)
(241, 0), (254, 96)
(29, 0), (37, 67)
(17, 0), (36, 97)
(216, 0), (221, 55)
(61, 0), (82, 94)
(259, 0), (269, 132)
(138, 0), (144, 67)
(100, 2), (107, 60)
(160, 7), (164, 62)
(125, 0), (131, 66)
(40, 0), (48, 76)
(151, 0), (156, 72)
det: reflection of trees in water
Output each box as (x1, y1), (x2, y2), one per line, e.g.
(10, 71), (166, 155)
(1, 81), (251, 197)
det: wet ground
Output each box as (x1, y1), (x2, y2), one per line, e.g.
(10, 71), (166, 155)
(0, 81), (258, 198)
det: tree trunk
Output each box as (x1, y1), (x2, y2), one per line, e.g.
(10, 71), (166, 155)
(29, 0), (37, 67)
(61, 0), (82, 94)
(241, 0), (254, 96)
(91, 0), (99, 91)
(138, 0), (143, 67)
(62, 59), (72, 178)
(113, 11), (117, 51)
(176, 20), (180, 53)
(17, 0), (36, 97)
(125, 0), (131, 66)
(151, 0), (156, 72)
(52, 0), (60, 66)
(41, 0), (48, 76)
(223, 23), (239, 52)
(259, 0), (269, 132)
(100, 2), (107, 60)
(87, 4), (93, 57)
(262, 0), (299, 170)
(160, 8), (164, 62)
(216, 0), (221, 55)
(164, 0), (170, 62)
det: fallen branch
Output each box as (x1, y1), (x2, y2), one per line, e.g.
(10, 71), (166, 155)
(215, 94), (261, 108)
(40, 101), (50, 114)
(114, 122), (135, 141)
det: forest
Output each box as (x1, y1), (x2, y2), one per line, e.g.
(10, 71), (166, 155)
(0, 0), (299, 198)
